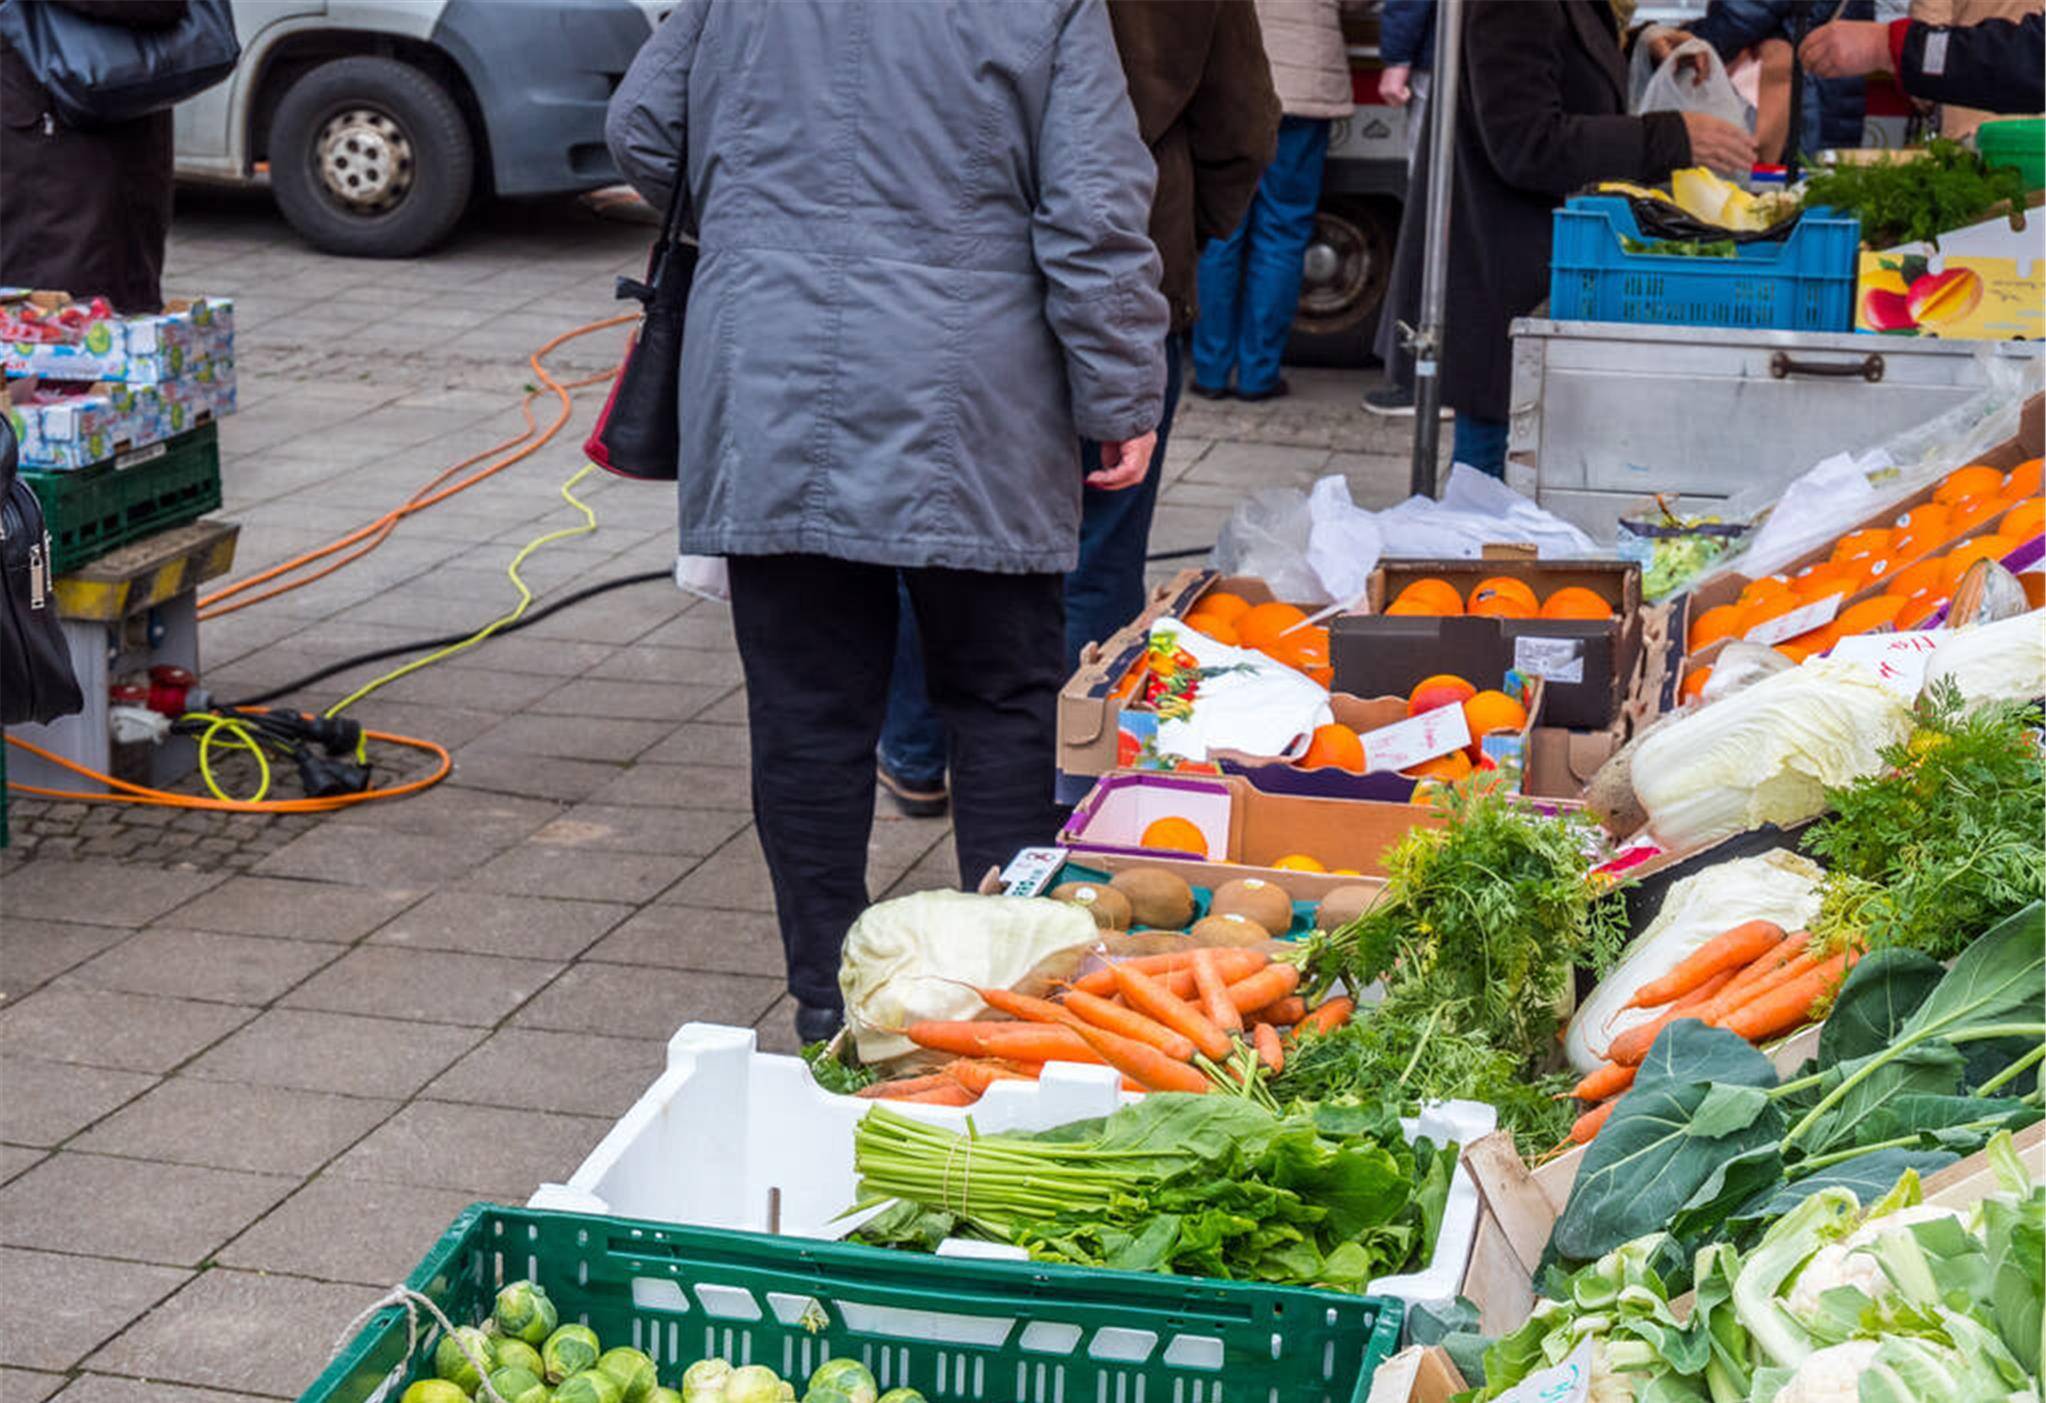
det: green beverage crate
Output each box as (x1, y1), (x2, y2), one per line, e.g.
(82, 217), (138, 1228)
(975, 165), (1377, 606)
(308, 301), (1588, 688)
(23, 423), (221, 576)
(302, 1204), (1403, 1403)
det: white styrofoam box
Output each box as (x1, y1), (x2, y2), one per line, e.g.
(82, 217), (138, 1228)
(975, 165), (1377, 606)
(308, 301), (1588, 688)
(533, 1022), (1494, 1312)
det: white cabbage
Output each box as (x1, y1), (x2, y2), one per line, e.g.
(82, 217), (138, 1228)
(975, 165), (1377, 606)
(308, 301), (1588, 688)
(1921, 610), (2046, 708)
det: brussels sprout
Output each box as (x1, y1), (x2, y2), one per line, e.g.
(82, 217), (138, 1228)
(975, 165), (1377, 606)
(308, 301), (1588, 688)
(435, 1325), (497, 1395)
(495, 1340), (546, 1379)
(485, 1365), (551, 1403)
(777, 1385), (794, 1402)
(650, 1390), (684, 1403)
(806, 1360), (876, 1403)
(802, 1386), (853, 1403)
(556, 1371), (625, 1403)
(543, 1324), (603, 1384)
(597, 1347), (659, 1403)
(725, 1364), (787, 1403)
(496, 1281), (561, 1346)
(401, 1383), (469, 1403)
(681, 1356), (733, 1403)
(877, 1390), (926, 1403)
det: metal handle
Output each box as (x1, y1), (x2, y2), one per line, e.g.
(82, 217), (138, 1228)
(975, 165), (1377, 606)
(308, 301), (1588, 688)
(1770, 350), (1885, 383)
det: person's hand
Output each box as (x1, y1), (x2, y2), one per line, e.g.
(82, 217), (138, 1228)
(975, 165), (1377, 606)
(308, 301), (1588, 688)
(1799, 19), (1893, 78)
(1681, 112), (1758, 175)
(1088, 432), (1157, 491)
(1379, 63), (1412, 106)
(1645, 26), (1712, 84)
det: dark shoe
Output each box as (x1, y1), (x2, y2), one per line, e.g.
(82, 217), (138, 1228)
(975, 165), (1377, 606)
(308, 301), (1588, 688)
(1362, 385), (1416, 417)
(877, 762), (949, 818)
(1235, 378), (1290, 403)
(795, 1001), (844, 1044)
(1186, 381), (1233, 400)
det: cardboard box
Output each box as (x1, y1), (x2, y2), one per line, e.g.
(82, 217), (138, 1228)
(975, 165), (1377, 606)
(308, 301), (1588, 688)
(4, 374), (231, 470)
(1522, 596), (1683, 804)
(1853, 201), (2043, 341)
(1365, 1347), (1469, 1403)
(1, 293), (235, 385)
(1332, 552), (1642, 729)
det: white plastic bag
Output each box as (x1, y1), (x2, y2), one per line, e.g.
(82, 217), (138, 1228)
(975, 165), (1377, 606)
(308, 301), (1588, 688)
(1631, 37), (1752, 130)
(1209, 475), (1383, 606)
(673, 553), (729, 603)
(1374, 464), (1602, 559)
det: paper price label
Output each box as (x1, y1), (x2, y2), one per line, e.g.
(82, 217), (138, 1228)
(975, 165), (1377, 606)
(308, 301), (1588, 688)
(1827, 630), (1942, 696)
(1361, 703), (1471, 773)
(1493, 1339), (1593, 1403)
(1515, 635), (1586, 685)
(1744, 592), (1843, 647)
(999, 847), (1068, 897)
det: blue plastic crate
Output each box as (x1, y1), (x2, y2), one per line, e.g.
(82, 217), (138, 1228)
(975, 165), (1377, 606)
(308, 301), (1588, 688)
(1548, 196), (1859, 332)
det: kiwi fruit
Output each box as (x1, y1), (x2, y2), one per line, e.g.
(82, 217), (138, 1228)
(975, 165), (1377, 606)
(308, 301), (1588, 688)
(1109, 867), (1196, 929)
(1190, 912), (1270, 945)
(1208, 876), (1293, 935)
(1314, 883), (1382, 932)
(1049, 881), (1132, 930)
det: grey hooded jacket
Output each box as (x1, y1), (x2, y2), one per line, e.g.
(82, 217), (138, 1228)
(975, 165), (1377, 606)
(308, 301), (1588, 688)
(605, 0), (1170, 574)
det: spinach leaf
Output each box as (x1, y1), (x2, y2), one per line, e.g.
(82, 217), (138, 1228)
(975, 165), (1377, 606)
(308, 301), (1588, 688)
(1803, 1039), (1968, 1157)
(1723, 1148), (1959, 1243)
(1818, 948), (1944, 1065)
(853, 1199), (958, 1251)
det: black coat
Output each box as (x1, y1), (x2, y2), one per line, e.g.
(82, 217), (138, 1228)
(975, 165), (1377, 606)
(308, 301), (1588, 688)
(1899, 14), (2044, 116)
(1432, 0), (1690, 420)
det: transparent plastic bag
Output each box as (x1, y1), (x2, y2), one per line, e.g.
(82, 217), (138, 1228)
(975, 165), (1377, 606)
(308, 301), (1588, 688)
(1631, 37), (1752, 131)
(1209, 475), (1383, 606)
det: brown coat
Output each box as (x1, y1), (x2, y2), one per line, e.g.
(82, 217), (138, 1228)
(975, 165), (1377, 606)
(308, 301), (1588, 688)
(1253, 0), (1353, 118)
(1108, 0), (1283, 332)
(0, 1), (186, 313)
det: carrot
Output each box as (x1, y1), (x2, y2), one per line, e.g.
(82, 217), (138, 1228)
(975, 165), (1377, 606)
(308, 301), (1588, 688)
(941, 1060), (1036, 1095)
(1191, 950), (1244, 1034)
(1571, 1061), (1636, 1103)
(1060, 988), (1198, 1061)
(1221, 962), (1302, 1015)
(893, 1082), (979, 1106)
(1717, 930), (1812, 1003)
(975, 987), (1071, 1024)
(1296, 997), (1355, 1037)
(1719, 949), (1860, 1042)
(1159, 948), (1272, 999)
(1695, 946), (1827, 1027)
(904, 1021), (1105, 1064)
(1067, 1019), (1211, 1094)
(1253, 1021), (1285, 1074)
(1251, 996), (1308, 1027)
(1625, 920), (1785, 1008)
(1600, 967), (1740, 1065)
(856, 1072), (953, 1100)
(1070, 947), (1268, 998)
(1111, 962), (1234, 1061)
(1571, 1097), (1620, 1144)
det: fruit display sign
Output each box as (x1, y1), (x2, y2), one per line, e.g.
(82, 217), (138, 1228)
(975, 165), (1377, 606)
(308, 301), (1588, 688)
(1854, 214), (2042, 341)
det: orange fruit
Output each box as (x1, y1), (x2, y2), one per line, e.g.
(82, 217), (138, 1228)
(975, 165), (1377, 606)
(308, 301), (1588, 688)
(1941, 535), (2018, 591)
(1785, 624), (1838, 654)
(1540, 586), (1614, 620)
(1462, 689), (1529, 760)
(1688, 603), (1744, 653)
(1936, 463), (2005, 504)
(1299, 722), (1365, 773)
(1790, 561), (1850, 595)
(1236, 601), (1309, 651)
(1197, 591), (1252, 623)
(1401, 750), (1473, 782)
(1408, 673), (1477, 716)
(1892, 502), (1952, 545)
(1391, 578), (1465, 616)
(1738, 575), (1796, 608)
(1469, 576), (1539, 611)
(1853, 554), (1900, 590)
(1182, 612), (1238, 645)
(1737, 592), (1801, 637)
(1949, 494), (2005, 534)
(1681, 667), (1712, 701)
(1794, 573), (1858, 607)
(1271, 853), (1327, 873)
(1896, 592), (1949, 629)
(1834, 594), (1907, 636)
(2001, 496), (2045, 542)
(2004, 458), (2043, 499)
(1831, 528), (1892, 563)
(1890, 532), (1936, 566)
(1385, 596), (1439, 616)
(1140, 816), (1207, 857)
(1886, 557), (1945, 601)
(1774, 643), (1812, 664)
(1468, 591), (1537, 619)
(1263, 623), (1329, 672)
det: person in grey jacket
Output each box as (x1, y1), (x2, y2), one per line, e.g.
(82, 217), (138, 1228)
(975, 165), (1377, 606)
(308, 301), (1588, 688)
(606, 0), (1169, 1041)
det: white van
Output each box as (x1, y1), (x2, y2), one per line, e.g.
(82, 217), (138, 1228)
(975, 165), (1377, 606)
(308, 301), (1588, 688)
(175, 0), (666, 257)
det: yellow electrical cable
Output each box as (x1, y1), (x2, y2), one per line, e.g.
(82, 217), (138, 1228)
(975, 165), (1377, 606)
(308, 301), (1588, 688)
(188, 712), (273, 803)
(321, 464), (601, 719)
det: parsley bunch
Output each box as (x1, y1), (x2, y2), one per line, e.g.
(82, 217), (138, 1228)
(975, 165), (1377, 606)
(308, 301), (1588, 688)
(1799, 139), (2026, 248)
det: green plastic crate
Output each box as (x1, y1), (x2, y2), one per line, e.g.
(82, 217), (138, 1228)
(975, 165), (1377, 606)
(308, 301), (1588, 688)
(1978, 118), (2045, 194)
(302, 1204), (1403, 1403)
(23, 422), (221, 576)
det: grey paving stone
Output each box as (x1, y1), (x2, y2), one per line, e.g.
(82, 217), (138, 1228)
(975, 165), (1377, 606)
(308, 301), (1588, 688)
(460, 843), (685, 905)
(0, 1247), (190, 1371)
(637, 613), (736, 652)
(527, 678), (730, 723)
(694, 689), (752, 725)
(753, 995), (803, 1055)
(47, 1375), (276, 1403)
(416, 633), (617, 677)
(183, 1008), (482, 1099)
(1181, 439), (1331, 488)
(322, 784), (564, 845)
(0, 1153), (296, 1266)
(216, 1175), (478, 1287)
(252, 824), (518, 891)
(0, 1368), (67, 1403)
(357, 662), (566, 711)
(71, 1078), (398, 1176)
(584, 760), (752, 808)
(587, 646), (747, 687)
(327, 1100), (611, 1197)
(425, 1027), (666, 1117)
(512, 962), (782, 1040)
(368, 890), (629, 961)
(0, 1057), (157, 1146)
(87, 1268), (383, 1398)
(62, 928), (339, 1006)
(282, 945), (562, 1027)
(0, 989), (252, 1074)
(655, 835), (776, 911)
(0, 1143), (47, 1183)
(443, 750), (623, 801)
(465, 713), (670, 763)
(160, 875), (421, 943)
(0, 861), (223, 927)
(584, 906), (788, 979)
(0, 919), (135, 997)
(529, 803), (750, 858)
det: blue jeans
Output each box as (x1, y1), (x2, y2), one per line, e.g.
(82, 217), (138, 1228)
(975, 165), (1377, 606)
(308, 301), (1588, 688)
(880, 337), (1185, 788)
(1190, 116), (1331, 395)
(1452, 413), (1508, 480)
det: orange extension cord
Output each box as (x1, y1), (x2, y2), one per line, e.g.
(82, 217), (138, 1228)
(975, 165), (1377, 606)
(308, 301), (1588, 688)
(5, 313), (635, 812)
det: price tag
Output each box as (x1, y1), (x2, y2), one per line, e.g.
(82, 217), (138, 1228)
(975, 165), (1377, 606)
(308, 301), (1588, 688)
(999, 847), (1068, 897)
(1827, 630), (1942, 696)
(1515, 635), (1586, 685)
(1744, 593), (1842, 647)
(1360, 704), (1471, 773)
(1491, 1339), (1593, 1403)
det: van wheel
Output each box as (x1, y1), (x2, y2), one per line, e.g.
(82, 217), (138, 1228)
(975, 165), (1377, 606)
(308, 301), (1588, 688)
(1285, 195), (1398, 367)
(268, 56), (474, 258)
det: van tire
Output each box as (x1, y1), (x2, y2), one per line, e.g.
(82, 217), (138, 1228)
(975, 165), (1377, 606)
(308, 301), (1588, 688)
(268, 56), (474, 258)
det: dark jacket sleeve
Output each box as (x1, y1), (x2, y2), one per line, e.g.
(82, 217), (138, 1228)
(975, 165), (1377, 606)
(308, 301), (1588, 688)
(50, 1), (189, 26)
(1464, 2), (1691, 197)
(1896, 14), (2045, 114)
(1684, 0), (1790, 61)
(1184, 0), (1281, 245)
(1379, 0), (1435, 69)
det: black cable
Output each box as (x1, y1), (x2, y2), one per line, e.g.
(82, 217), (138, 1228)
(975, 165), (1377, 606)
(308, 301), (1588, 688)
(1145, 545), (1212, 562)
(223, 570), (671, 707)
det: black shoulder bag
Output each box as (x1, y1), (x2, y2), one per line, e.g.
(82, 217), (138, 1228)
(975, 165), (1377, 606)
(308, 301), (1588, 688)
(584, 160), (698, 482)
(0, 0), (241, 129)
(0, 416), (84, 726)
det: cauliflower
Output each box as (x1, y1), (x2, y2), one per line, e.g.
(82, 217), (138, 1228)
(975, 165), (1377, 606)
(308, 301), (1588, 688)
(1773, 1339), (1881, 1403)
(1785, 1204), (1969, 1317)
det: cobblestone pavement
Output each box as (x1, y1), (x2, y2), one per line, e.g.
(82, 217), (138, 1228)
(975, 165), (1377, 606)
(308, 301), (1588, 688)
(0, 189), (1437, 1400)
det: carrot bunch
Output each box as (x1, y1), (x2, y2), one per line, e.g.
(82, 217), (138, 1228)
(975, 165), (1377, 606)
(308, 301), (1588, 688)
(859, 945), (1356, 1104)
(1556, 919), (1865, 1150)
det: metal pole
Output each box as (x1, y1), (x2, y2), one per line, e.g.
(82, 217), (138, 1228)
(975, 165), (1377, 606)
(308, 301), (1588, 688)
(1408, 0), (1464, 497)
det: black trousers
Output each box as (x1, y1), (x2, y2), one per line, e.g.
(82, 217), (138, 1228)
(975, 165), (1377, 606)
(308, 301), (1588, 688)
(726, 554), (1067, 1009)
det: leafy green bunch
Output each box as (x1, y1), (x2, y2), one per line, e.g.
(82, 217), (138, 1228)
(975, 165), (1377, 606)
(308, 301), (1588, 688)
(1799, 138), (2027, 248)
